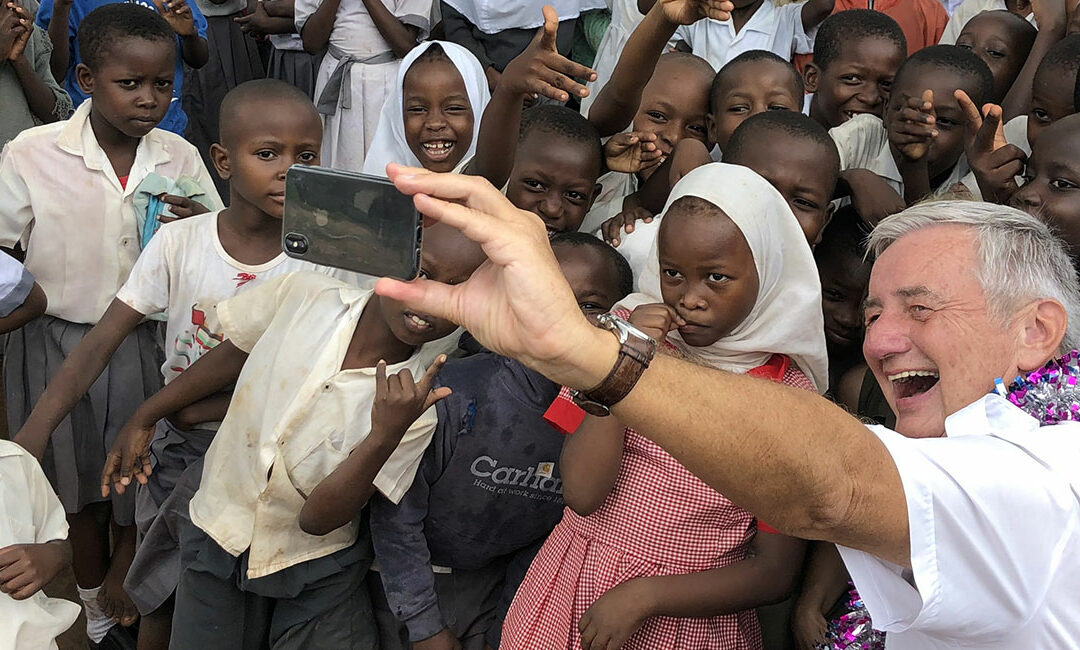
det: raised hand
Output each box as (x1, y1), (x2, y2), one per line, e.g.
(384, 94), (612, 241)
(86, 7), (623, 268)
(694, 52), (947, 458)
(499, 6), (597, 104)
(0, 5), (24, 61)
(234, 0), (275, 36)
(604, 132), (662, 174)
(628, 303), (683, 343)
(152, 0), (197, 37)
(888, 89), (937, 163)
(4, 2), (31, 61)
(956, 89), (1026, 204)
(658, 0), (734, 25)
(370, 355), (452, 440)
(602, 205), (653, 247)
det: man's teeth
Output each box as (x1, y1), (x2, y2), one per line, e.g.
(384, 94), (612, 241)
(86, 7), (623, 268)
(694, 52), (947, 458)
(887, 370), (940, 382)
(408, 314), (430, 328)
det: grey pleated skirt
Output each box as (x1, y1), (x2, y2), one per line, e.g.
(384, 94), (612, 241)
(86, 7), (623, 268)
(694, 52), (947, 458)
(268, 48), (321, 100)
(4, 316), (164, 525)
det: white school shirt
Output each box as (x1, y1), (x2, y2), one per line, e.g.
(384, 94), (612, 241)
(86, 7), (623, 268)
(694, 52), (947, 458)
(188, 271), (455, 578)
(674, 0), (817, 71)
(829, 113), (972, 199)
(956, 115), (1029, 200)
(938, 0), (1036, 45)
(442, 0), (606, 34)
(0, 441), (80, 650)
(294, 0), (431, 57)
(0, 100), (223, 325)
(115, 210), (369, 386)
(838, 395), (1080, 648)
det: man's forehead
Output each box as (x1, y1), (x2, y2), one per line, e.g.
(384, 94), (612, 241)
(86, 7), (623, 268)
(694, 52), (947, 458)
(867, 224), (981, 300)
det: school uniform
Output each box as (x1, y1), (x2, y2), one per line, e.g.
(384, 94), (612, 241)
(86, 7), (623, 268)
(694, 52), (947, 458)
(296, 0), (432, 172)
(369, 335), (566, 649)
(0, 100), (222, 523)
(268, 34), (320, 99)
(674, 0), (817, 71)
(956, 115), (1028, 200)
(34, 0), (209, 137)
(829, 112), (972, 199)
(580, 0), (643, 117)
(0, 22), (72, 147)
(0, 440), (81, 650)
(938, 0), (1036, 45)
(172, 271), (455, 647)
(111, 210), (364, 615)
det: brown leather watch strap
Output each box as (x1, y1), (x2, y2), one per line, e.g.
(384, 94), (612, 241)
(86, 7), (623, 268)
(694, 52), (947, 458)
(582, 331), (655, 408)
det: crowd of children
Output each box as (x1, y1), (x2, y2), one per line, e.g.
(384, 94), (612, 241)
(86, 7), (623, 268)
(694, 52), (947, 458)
(2, 0), (1080, 647)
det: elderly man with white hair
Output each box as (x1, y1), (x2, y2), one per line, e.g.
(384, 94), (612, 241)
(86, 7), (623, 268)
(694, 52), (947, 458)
(373, 163), (1080, 649)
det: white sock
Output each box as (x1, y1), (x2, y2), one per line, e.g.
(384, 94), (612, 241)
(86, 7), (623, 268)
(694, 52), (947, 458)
(77, 585), (115, 643)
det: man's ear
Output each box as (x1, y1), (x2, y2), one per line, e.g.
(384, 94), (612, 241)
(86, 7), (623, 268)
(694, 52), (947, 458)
(75, 63), (95, 95)
(210, 143), (231, 180)
(1016, 298), (1070, 372)
(803, 62), (820, 94)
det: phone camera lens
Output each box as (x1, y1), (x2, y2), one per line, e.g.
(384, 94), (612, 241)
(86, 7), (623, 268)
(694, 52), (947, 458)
(284, 233), (309, 255)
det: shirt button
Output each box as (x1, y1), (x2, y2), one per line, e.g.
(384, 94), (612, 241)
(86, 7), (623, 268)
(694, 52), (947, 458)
(323, 383), (332, 392)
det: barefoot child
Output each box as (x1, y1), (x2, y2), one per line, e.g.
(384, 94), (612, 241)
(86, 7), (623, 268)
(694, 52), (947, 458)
(503, 163), (827, 650)
(105, 222), (485, 647)
(367, 233), (633, 650)
(0, 5), (220, 644)
(14, 79), (358, 649)
(362, 40), (490, 176)
(0, 0), (71, 146)
(803, 9), (907, 130)
(296, 0), (432, 171)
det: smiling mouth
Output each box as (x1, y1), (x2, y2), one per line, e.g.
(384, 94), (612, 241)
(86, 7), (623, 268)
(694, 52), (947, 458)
(403, 310), (433, 334)
(888, 369), (940, 399)
(420, 140), (455, 162)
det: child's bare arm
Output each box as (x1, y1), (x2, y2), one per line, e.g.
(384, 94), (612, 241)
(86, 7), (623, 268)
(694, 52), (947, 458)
(1002, 0), (1067, 120)
(235, 0), (296, 35)
(168, 392), (233, 430)
(360, 0), (420, 58)
(800, 0), (835, 32)
(14, 298), (141, 460)
(888, 90), (936, 204)
(262, 0), (294, 17)
(470, 7), (595, 187)
(153, 0), (209, 68)
(298, 357), (450, 536)
(0, 280), (45, 334)
(299, 0), (341, 53)
(578, 531), (807, 650)
(3, 5), (60, 123)
(101, 339), (249, 496)
(793, 542), (850, 650)
(559, 413), (626, 516)
(45, 0), (72, 83)
(0, 539), (70, 600)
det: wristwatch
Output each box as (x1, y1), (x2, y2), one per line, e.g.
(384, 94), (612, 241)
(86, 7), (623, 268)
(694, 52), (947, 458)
(570, 313), (657, 416)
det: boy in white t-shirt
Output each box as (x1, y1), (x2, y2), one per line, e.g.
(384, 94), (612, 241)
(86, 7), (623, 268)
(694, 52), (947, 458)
(639, 0), (834, 71)
(14, 79), (357, 649)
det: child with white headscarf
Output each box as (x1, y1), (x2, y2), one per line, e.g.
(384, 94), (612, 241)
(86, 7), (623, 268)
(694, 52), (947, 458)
(503, 163), (827, 650)
(363, 40), (491, 176)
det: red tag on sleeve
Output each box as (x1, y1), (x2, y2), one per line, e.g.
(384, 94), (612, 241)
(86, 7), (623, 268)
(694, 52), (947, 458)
(757, 520), (781, 535)
(544, 395), (586, 435)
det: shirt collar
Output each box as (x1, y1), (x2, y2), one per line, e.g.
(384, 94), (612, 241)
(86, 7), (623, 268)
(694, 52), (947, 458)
(944, 394), (1040, 439)
(55, 100), (174, 175)
(710, 0), (779, 36)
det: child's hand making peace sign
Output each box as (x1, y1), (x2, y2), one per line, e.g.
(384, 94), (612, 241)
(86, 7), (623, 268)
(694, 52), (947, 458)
(152, 0), (197, 37)
(956, 89), (1026, 204)
(369, 355), (452, 443)
(498, 6), (596, 104)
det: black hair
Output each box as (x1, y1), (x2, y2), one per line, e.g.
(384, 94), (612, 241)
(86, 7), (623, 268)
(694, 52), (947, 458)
(78, 3), (174, 70)
(893, 44), (994, 108)
(219, 79), (319, 146)
(814, 205), (870, 262)
(413, 42), (450, 65)
(551, 232), (634, 300)
(812, 9), (907, 73)
(710, 50), (804, 110)
(519, 105), (604, 178)
(1041, 33), (1080, 79)
(967, 9), (1037, 43)
(724, 110), (840, 179)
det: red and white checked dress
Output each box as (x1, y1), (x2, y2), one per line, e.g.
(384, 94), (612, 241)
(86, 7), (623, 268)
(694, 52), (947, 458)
(502, 354), (815, 650)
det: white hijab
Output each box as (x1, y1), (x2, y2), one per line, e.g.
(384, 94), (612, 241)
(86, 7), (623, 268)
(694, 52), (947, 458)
(362, 41), (491, 177)
(623, 163), (829, 392)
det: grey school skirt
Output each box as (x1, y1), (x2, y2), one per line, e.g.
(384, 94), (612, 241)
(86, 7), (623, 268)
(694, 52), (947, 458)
(3, 316), (164, 525)
(268, 48), (320, 100)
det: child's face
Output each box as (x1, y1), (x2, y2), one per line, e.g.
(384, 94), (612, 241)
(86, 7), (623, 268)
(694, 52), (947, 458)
(402, 57), (474, 173)
(886, 65), (970, 179)
(76, 37), (175, 139)
(505, 132), (601, 236)
(379, 223), (486, 346)
(553, 244), (626, 324)
(726, 136), (837, 244)
(217, 99), (322, 219)
(657, 200), (759, 347)
(806, 37), (905, 129)
(1010, 120), (1080, 258)
(708, 61), (802, 152)
(815, 240), (871, 351)
(631, 59), (711, 163)
(1028, 62), (1076, 148)
(956, 13), (1032, 102)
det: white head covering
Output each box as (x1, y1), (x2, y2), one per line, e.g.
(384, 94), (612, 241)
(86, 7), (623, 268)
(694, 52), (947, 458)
(362, 41), (491, 177)
(622, 163), (829, 392)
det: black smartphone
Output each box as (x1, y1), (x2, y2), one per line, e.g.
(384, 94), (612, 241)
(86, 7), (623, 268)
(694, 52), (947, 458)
(282, 165), (422, 280)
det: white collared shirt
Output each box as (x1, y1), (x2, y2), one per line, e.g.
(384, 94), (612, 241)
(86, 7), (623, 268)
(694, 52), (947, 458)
(0, 100), (222, 324)
(674, 0), (817, 71)
(830, 113), (972, 198)
(0, 440), (80, 650)
(188, 271), (453, 578)
(838, 395), (1080, 648)
(938, 0), (1036, 44)
(441, 0), (606, 34)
